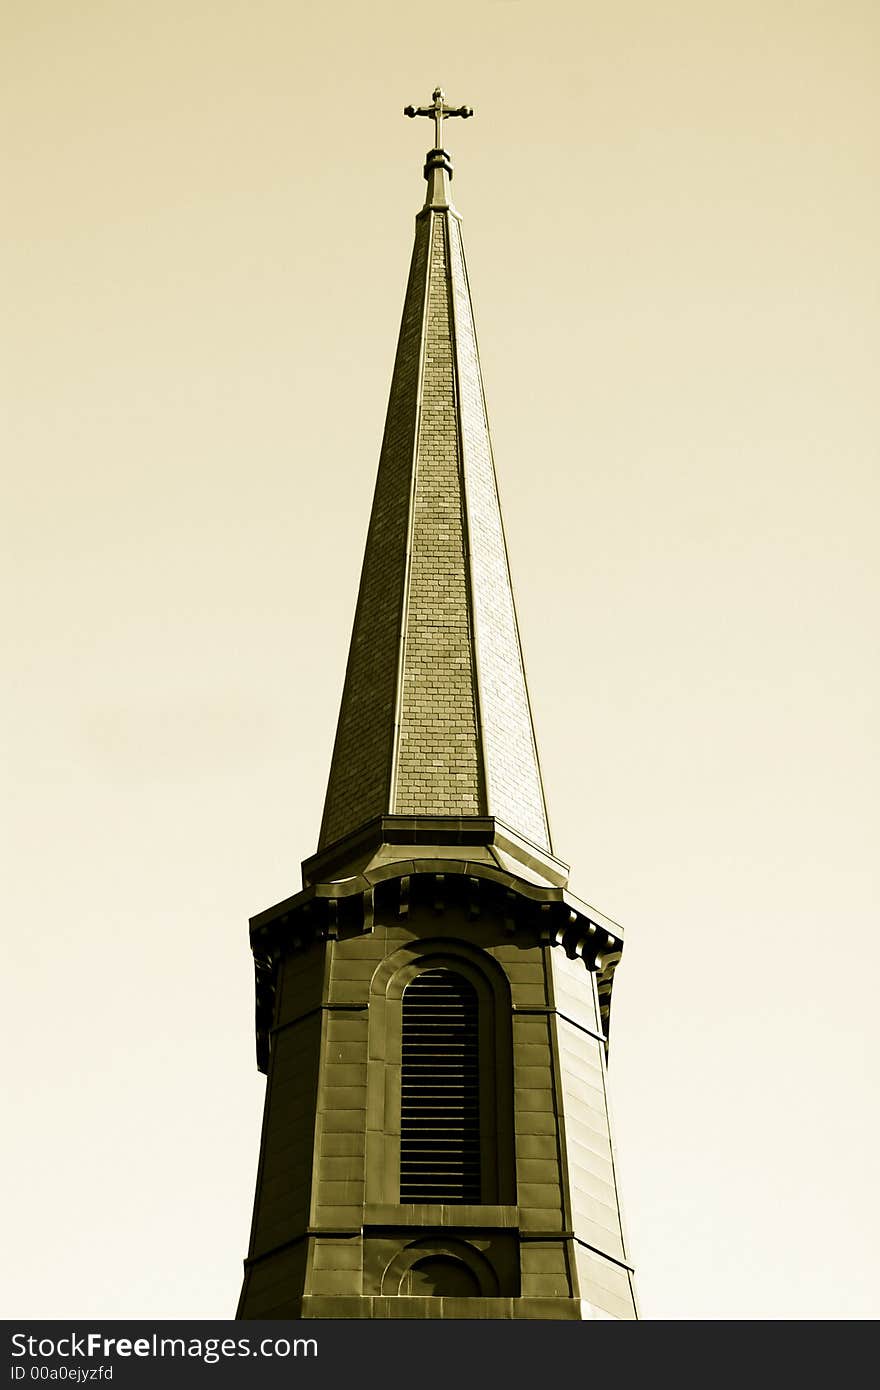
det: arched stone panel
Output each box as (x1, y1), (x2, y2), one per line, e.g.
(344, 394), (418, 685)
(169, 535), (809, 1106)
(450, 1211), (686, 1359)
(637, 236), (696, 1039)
(380, 1237), (500, 1297)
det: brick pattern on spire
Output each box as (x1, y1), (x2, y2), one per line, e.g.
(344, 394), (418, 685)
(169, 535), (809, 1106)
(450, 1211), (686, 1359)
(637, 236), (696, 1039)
(395, 214), (483, 816)
(448, 218), (549, 849)
(319, 195), (550, 853)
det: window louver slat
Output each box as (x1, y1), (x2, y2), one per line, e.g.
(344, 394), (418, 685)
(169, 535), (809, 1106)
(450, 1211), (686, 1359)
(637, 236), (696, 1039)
(400, 970), (480, 1203)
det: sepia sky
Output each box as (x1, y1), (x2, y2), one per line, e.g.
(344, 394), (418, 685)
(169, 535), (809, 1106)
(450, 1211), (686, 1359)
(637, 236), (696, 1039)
(3, 0), (878, 1320)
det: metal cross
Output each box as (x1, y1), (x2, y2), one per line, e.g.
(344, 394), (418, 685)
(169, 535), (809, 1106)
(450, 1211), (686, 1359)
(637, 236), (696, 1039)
(404, 87), (473, 149)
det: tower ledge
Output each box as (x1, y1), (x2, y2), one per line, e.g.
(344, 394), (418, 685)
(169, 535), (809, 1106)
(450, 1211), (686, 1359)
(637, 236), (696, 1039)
(248, 820), (625, 1076)
(304, 815), (569, 890)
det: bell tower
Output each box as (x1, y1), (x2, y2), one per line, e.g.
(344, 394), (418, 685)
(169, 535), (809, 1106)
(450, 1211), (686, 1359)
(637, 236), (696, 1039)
(236, 91), (638, 1320)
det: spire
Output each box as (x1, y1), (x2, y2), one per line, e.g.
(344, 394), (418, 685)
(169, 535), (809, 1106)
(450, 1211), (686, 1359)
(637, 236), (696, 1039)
(319, 92), (551, 856)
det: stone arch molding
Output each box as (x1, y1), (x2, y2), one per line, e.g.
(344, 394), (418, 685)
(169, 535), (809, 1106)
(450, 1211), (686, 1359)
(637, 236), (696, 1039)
(370, 936), (513, 1007)
(381, 1237), (500, 1297)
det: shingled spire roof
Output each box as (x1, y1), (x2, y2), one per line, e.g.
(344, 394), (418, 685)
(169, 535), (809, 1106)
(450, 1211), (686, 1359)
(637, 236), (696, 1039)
(319, 93), (551, 856)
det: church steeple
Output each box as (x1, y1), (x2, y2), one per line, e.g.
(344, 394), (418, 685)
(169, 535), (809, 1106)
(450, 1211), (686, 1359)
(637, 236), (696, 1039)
(237, 95), (638, 1322)
(319, 92), (550, 855)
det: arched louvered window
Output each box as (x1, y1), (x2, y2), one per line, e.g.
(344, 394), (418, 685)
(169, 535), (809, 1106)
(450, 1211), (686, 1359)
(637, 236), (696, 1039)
(400, 969), (481, 1203)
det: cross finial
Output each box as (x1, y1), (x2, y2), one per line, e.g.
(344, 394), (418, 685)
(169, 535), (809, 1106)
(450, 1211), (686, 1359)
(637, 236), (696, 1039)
(404, 86), (473, 151)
